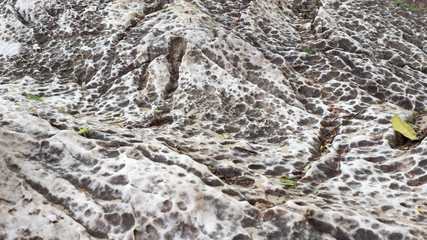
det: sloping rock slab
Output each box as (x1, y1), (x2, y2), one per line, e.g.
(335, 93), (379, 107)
(0, 0), (426, 239)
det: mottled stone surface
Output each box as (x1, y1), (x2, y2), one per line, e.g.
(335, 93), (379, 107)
(0, 0), (426, 239)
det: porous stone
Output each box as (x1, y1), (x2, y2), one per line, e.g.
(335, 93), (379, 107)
(0, 0), (426, 239)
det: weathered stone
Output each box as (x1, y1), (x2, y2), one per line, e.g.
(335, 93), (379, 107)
(1, 0), (426, 239)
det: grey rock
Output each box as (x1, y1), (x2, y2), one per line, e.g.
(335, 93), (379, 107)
(0, 0), (426, 239)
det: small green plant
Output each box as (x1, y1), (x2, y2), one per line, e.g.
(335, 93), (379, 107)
(394, 1), (408, 7)
(279, 177), (296, 186)
(222, 133), (231, 139)
(27, 93), (43, 101)
(394, 1), (425, 12)
(302, 45), (316, 54)
(283, 195), (294, 200)
(408, 6), (422, 12)
(303, 164), (311, 171)
(279, 175), (301, 186)
(313, 187), (320, 195)
(76, 127), (88, 137)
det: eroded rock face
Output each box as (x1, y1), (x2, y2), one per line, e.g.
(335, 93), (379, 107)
(0, 0), (426, 239)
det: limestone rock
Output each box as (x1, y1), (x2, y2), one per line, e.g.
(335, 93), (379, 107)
(0, 0), (426, 239)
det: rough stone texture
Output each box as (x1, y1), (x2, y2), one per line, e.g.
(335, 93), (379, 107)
(0, 0), (426, 239)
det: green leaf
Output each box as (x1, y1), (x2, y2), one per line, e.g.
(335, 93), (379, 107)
(222, 133), (231, 139)
(394, 1), (403, 6)
(392, 114), (417, 140)
(279, 177), (296, 186)
(302, 46), (316, 54)
(408, 7), (422, 12)
(303, 164), (311, 171)
(27, 93), (43, 101)
(408, 123), (418, 129)
(153, 109), (163, 113)
(313, 187), (319, 195)
(77, 127), (88, 137)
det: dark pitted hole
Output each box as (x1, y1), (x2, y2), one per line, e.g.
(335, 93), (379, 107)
(201, 176), (224, 187)
(248, 198), (274, 208)
(218, 167), (243, 178)
(399, 202), (410, 208)
(390, 183), (400, 190)
(248, 164), (266, 170)
(106, 150), (120, 158)
(378, 163), (400, 173)
(108, 175), (128, 185)
(294, 201), (307, 206)
(145, 224), (160, 239)
(307, 218), (335, 235)
(229, 177), (255, 187)
(364, 156), (386, 163)
(84, 209), (92, 217)
(160, 200), (172, 212)
(388, 232), (403, 240)
(177, 201), (187, 211)
(224, 125), (241, 133)
(381, 205), (393, 212)
(232, 234), (252, 240)
(358, 140), (375, 147)
(353, 228), (380, 240)
(407, 175), (427, 186)
(408, 168), (424, 175)
(264, 166), (288, 176)
(221, 189), (244, 199)
(338, 186), (351, 191)
(105, 213), (121, 226)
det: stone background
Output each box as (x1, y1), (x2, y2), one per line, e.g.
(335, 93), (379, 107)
(0, 0), (426, 239)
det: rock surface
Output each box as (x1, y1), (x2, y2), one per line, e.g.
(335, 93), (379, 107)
(0, 0), (426, 239)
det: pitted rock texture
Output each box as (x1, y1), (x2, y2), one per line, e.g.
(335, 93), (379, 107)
(0, 0), (426, 239)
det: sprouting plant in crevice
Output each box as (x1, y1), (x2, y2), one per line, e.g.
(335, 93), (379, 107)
(26, 93), (43, 101)
(302, 45), (316, 54)
(73, 126), (88, 137)
(394, 1), (425, 12)
(313, 187), (320, 195)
